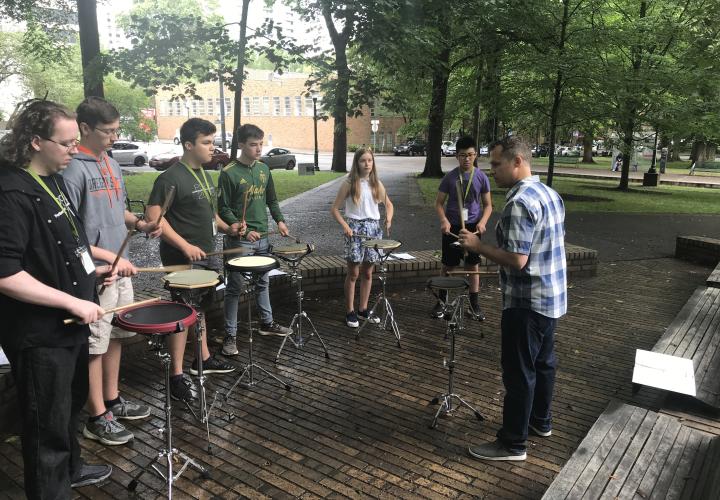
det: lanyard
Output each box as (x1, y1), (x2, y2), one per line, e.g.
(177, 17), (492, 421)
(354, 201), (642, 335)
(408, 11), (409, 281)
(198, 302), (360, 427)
(27, 169), (80, 240)
(181, 162), (214, 209)
(78, 145), (121, 207)
(460, 167), (476, 204)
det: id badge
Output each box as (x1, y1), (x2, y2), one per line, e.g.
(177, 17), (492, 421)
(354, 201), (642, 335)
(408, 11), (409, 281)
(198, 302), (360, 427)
(212, 218), (218, 236)
(76, 245), (95, 275)
(462, 208), (469, 222)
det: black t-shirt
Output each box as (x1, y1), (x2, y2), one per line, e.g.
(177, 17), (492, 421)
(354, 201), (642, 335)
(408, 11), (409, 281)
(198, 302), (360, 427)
(0, 167), (96, 352)
(148, 162), (216, 265)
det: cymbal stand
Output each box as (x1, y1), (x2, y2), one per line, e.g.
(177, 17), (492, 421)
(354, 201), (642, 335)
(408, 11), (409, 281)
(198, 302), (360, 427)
(221, 271), (291, 420)
(275, 252), (330, 362)
(128, 334), (209, 498)
(356, 245), (401, 347)
(429, 290), (484, 429)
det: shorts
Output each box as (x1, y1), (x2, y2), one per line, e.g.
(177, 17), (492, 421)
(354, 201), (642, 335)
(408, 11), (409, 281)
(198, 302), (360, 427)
(89, 277), (135, 355)
(441, 222), (481, 267)
(344, 219), (383, 263)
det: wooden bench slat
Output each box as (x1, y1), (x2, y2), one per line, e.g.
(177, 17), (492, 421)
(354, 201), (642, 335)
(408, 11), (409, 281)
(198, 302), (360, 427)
(665, 430), (705, 499)
(652, 287), (708, 354)
(672, 288), (719, 359)
(648, 425), (691, 498)
(679, 434), (714, 500)
(627, 417), (682, 499)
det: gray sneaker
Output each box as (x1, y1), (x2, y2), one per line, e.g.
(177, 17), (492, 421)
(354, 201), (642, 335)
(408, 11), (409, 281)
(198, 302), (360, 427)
(468, 440), (526, 461)
(222, 335), (239, 356)
(83, 412), (133, 446)
(107, 396), (151, 421)
(259, 321), (292, 337)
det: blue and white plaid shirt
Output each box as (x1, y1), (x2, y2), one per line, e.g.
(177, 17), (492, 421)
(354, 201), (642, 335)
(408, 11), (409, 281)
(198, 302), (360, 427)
(496, 176), (567, 318)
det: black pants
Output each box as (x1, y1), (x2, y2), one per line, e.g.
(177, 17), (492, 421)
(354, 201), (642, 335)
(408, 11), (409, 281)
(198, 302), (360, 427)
(6, 343), (89, 499)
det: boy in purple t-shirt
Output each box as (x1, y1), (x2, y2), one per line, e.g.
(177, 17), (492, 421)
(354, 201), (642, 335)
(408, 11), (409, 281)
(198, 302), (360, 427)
(433, 136), (492, 319)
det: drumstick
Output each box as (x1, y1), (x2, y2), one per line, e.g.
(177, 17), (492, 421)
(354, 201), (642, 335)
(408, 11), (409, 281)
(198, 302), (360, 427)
(145, 185), (176, 240)
(455, 179), (468, 257)
(63, 296), (162, 325)
(99, 229), (135, 295)
(204, 246), (252, 258)
(241, 188), (249, 225)
(446, 270), (498, 277)
(353, 233), (373, 239)
(136, 264), (192, 273)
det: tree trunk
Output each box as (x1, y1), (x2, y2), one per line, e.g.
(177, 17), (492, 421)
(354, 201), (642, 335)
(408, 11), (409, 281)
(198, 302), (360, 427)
(547, 68), (563, 187)
(670, 135), (681, 161)
(581, 131), (595, 163)
(229, 0), (250, 160)
(77, 0), (103, 97)
(420, 47), (450, 178)
(331, 51), (350, 173)
(691, 140), (716, 164)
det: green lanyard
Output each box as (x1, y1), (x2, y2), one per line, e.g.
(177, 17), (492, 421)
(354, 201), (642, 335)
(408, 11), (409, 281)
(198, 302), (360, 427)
(181, 162), (214, 210)
(27, 169), (80, 240)
(460, 167), (476, 204)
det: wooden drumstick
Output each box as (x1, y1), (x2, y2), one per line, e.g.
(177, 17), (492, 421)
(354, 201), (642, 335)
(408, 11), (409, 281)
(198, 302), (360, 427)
(99, 229), (135, 295)
(64, 296), (162, 325)
(135, 264), (192, 273)
(204, 246), (252, 258)
(145, 185), (176, 240)
(455, 179), (468, 257)
(446, 270), (498, 277)
(241, 188), (249, 226)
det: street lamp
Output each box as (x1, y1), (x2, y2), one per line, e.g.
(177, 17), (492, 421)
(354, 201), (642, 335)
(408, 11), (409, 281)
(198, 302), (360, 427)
(184, 100), (190, 119)
(312, 92), (319, 170)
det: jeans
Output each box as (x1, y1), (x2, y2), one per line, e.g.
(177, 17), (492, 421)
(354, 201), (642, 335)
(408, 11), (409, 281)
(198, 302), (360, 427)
(6, 342), (89, 499)
(497, 308), (557, 454)
(224, 236), (273, 336)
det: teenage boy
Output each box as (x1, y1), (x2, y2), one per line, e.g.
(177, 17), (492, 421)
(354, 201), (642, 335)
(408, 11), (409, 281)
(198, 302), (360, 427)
(433, 136), (492, 320)
(145, 118), (235, 402)
(0, 99), (113, 497)
(218, 123), (292, 356)
(64, 97), (158, 446)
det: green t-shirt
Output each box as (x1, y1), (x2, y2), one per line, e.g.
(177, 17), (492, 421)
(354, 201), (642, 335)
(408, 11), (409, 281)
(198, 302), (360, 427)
(217, 160), (284, 234)
(148, 162), (216, 264)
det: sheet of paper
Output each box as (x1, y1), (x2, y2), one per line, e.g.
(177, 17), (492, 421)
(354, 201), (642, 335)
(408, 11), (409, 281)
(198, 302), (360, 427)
(388, 253), (415, 260)
(632, 349), (696, 396)
(0, 348), (8, 366)
(268, 269), (287, 277)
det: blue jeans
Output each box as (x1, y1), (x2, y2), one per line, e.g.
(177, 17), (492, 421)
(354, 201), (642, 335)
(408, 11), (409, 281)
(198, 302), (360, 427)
(5, 343), (88, 499)
(224, 236), (273, 336)
(497, 308), (557, 453)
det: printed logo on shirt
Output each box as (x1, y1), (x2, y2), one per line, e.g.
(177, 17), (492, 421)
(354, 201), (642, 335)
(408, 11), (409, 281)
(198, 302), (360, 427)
(239, 178), (247, 185)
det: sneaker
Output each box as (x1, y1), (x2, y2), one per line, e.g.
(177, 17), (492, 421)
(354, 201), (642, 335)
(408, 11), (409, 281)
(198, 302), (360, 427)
(346, 311), (359, 328)
(71, 463), (112, 488)
(190, 356), (236, 375)
(430, 302), (444, 319)
(107, 396), (151, 421)
(259, 321), (292, 337)
(222, 335), (239, 356)
(83, 412), (133, 446)
(170, 374), (198, 402)
(468, 440), (526, 461)
(467, 302), (486, 321)
(358, 309), (380, 324)
(529, 423), (552, 437)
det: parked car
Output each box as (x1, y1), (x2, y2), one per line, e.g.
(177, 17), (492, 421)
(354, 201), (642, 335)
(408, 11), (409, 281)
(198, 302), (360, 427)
(261, 148), (296, 170)
(173, 129), (180, 145)
(478, 145), (489, 156)
(149, 148), (231, 171)
(214, 132), (232, 148)
(441, 141), (456, 156)
(110, 141), (149, 166)
(393, 140), (426, 156)
(532, 144), (550, 157)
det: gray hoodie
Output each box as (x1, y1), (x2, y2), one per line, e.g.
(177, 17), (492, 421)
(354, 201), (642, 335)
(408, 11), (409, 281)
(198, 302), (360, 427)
(63, 150), (129, 262)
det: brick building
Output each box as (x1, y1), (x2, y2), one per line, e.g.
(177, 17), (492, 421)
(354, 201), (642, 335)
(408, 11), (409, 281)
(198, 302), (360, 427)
(155, 69), (407, 153)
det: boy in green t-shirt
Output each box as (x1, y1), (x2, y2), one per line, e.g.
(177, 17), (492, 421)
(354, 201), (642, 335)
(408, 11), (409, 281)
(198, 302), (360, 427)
(145, 118), (235, 402)
(217, 124), (292, 356)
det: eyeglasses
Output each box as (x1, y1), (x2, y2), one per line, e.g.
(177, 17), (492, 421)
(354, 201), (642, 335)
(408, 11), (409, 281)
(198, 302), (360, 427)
(41, 136), (80, 152)
(457, 153), (477, 159)
(95, 127), (121, 136)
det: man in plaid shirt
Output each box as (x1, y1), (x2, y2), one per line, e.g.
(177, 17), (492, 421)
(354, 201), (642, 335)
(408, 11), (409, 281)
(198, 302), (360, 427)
(459, 136), (567, 461)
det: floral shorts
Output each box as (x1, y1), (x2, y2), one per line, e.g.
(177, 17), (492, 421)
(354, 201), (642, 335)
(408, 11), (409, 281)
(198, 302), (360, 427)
(344, 219), (383, 263)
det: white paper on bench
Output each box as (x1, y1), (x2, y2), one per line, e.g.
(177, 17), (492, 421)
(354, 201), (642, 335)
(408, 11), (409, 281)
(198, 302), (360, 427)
(0, 348), (8, 366)
(386, 253), (415, 260)
(268, 268), (287, 277)
(632, 349), (696, 396)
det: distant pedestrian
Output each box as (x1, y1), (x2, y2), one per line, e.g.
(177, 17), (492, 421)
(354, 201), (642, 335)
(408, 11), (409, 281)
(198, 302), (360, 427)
(612, 154), (622, 172)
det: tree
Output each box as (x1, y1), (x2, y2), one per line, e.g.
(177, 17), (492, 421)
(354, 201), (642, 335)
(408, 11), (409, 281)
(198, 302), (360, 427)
(0, 32), (24, 87)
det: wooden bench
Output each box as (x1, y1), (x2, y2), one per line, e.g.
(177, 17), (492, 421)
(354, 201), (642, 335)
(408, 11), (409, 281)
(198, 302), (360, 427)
(543, 401), (720, 499)
(675, 236), (720, 266)
(651, 286), (720, 409)
(689, 160), (720, 175)
(554, 156), (579, 167)
(708, 262), (720, 288)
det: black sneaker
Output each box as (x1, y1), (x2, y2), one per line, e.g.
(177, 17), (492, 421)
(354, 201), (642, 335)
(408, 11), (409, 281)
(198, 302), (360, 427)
(467, 302), (486, 321)
(259, 321), (292, 336)
(430, 302), (444, 319)
(71, 463), (112, 488)
(190, 356), (236, 375)
(358, 309), (380, 324)
(346, 311), (359, 328)
(468, 440), (526, 461)
(170, 374), (198, 402)
(529, 423), (552, 437)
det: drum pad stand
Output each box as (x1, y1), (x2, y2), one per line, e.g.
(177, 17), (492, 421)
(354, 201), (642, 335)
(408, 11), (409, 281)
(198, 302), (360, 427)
(356, 244), (401, 347)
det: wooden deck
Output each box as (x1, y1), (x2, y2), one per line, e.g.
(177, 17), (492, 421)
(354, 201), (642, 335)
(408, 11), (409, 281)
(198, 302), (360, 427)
(707, 262), (720, 288)
(0, 258), (713, 499)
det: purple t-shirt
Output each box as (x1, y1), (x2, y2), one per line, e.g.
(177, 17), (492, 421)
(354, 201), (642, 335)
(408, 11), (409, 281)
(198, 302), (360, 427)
(438, 167), (491, 225)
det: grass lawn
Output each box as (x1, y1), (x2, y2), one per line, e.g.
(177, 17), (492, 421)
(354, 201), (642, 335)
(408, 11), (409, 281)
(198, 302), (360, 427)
(416, 174), (720, 214)
(512, 156), (716, 176)
(124, 169), (343, 204)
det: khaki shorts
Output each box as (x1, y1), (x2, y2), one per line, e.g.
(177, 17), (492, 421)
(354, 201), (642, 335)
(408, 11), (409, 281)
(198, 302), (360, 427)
(88, 277), (135, 355)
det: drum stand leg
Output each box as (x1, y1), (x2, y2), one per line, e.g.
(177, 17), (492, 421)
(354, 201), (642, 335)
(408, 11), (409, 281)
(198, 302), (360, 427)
(223, 276), (290, 420)
(356, 259), (401, 347)
(128, 338), (209, 498)
(429, 295), (484, 429)
(276, 261), (330, 362)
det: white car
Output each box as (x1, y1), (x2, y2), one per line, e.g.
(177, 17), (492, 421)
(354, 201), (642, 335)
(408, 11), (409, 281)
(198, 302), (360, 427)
(478, 145), (489, 156)
(441, 141), (456, 156)
(110, 141), (149, 166)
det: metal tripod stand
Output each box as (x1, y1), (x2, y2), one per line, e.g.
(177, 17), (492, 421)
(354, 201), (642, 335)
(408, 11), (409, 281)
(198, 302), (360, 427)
(127, 335), (209, 498)
(430, 291), (484, 429)
(275, 251), (330, 362)
(356, 246), (401, 347)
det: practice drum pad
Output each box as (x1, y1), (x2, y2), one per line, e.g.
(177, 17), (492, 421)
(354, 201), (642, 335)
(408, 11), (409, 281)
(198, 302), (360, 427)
(162, 269), (220, 289)
(362, 239), (402, 250)
(427, 277), (469, 291)
(273, 243), (313, 257)
(112, 301), (197, 335)
(226, 255), (279, 273)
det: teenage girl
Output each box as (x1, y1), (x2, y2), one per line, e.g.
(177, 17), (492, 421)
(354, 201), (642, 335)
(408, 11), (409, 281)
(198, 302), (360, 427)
(331, 148), (394, 327)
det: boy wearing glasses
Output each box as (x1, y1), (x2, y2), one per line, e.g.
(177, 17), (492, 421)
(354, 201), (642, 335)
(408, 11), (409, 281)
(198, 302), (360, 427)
(63, 97), (160, 446)
(432, 135), (492, 320)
